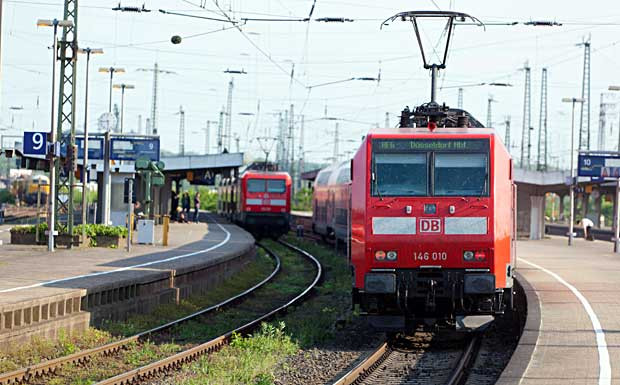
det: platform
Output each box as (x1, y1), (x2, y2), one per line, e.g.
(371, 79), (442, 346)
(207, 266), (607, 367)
(0, 216), (255, 345)
(498, 236), (619, 385)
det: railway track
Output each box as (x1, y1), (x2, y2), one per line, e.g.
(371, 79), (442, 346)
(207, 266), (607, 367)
(331, 333), (481, 385)
(0, 240), (320, 385)
(92, 240), (321, 385)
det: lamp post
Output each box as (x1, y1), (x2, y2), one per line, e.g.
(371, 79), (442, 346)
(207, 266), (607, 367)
(608, 85), (620, 253)
(113, 84), (135, 134)
(77, 48), (103, 237)
(99, 67), (125, 113)
(562, 97), (585, 246)
(37, 18), (73, 252)
(98, 66), (124, 225)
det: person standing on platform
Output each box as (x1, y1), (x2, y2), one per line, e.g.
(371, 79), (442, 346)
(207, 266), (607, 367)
(193, 191), (201, 223)
(171, 190), (179, 221)
(182, 192), (191, 219)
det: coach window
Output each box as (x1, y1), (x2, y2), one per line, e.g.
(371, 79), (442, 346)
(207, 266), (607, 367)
(316, 172), (331, 186)
(336, 168), (351, 184)
(433, 153), (488, 196)
(267, 179), (286, 193)
(372, 153), (427, 196)
(247, 179), (265, 193)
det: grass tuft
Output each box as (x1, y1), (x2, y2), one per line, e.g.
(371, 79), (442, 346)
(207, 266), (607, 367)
(174, 322), (298, 385)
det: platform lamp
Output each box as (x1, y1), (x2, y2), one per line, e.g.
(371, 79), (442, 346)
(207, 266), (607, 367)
(562, 97), (585, 246)
(113, 84), (135, 134)
(37, 18), (74, 252)
(77, 47), (103, 239)
(608, 85), (620, 253)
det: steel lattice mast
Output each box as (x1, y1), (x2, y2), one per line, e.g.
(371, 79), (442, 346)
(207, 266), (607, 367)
(578, 39), (591, 150)
(504, 116), (511, 153)
(137, 63), (176, 135)
(177, 106), (185, 155)
(537, 68), (548, 171)
(225, 79), (233, 151)
(55, 0), (78, 238)
(520, 63), (531, 169)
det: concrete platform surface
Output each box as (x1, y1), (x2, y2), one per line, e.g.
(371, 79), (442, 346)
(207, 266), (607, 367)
(499, 236), (619, 385)
(0, 216), (253, 305)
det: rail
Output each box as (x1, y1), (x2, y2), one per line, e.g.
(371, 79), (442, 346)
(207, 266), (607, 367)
(330, 334), (481, 385)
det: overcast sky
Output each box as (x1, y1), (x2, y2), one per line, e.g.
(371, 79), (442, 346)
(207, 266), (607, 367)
(2, 0), (620, 168)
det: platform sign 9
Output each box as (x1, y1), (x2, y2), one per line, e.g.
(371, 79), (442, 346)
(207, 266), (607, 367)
(23, 132), (48, 156)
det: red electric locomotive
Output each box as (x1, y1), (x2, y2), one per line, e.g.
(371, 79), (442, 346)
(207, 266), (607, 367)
(350, 116), (515, 330)
(218, 170), (292, 238)
(319, 10), (514, 330)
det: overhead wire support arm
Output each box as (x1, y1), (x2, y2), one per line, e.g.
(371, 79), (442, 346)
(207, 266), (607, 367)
(315, 17), (354, 23)
(241, 17), (310, 22)
(158, 9), (237, 23)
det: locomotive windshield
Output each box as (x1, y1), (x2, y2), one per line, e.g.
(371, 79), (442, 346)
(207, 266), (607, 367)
(434, 153), (488, 196)
(247, 178), (286, 193)
(267, 179), (286, 193)
(247, 179), (266, 192)
(373, 153), (428, 196)
(371, 138), (489, 197)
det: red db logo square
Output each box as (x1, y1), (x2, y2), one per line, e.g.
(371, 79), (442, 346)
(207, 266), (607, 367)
(420, 218), (441, 233)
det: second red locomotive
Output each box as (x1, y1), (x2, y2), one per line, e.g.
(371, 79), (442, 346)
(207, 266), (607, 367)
(218, 170), (292, 238)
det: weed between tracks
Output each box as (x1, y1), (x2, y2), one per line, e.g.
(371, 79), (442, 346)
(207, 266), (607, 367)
(0, 328), (115, 374)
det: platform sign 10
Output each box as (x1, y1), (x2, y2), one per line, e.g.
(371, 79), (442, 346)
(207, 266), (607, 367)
(578, 154), (620, 178)
(23, 132), (48, 156)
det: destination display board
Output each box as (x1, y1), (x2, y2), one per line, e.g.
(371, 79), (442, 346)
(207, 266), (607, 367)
(59, 137), (105, 160)
(372, 138), (489, 152)
(578, 153), (620, 177)
(110, 138), (160, 161)
(76, 137), (105, 160)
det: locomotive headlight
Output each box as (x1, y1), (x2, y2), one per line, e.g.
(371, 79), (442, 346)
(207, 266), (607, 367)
(386, 251), (398, 261)
(463, 250), (475, 261)
(374, 250), (386, 261)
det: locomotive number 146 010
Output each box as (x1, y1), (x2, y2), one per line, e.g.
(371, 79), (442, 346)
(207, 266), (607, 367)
(413, 251), (448, 261)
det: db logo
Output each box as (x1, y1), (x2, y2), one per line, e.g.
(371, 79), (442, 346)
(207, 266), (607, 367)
(420, 218), (441, 233)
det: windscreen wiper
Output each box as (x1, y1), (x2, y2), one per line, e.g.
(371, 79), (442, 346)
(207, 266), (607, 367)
(372, 161), (384, 201)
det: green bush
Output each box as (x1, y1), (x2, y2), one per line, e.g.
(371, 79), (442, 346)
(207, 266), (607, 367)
(0, 189), (15, 204)
(10, 222), (48, 234)
(10, 223), (127, 239)
(74, 224), (127, 238)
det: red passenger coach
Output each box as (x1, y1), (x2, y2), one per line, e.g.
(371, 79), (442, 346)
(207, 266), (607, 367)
(312, 161), (351, 242)
(218, 171), (292, 238)
(350, 122), (515, 330)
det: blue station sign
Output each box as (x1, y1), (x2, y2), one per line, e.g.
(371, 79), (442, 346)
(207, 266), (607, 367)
(59, 136), (105, 160)
(23, 131), (48, 156)
(76, 137), (105, 160)
(110, 138), (160, 161)
(578, 153), (620, 178)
